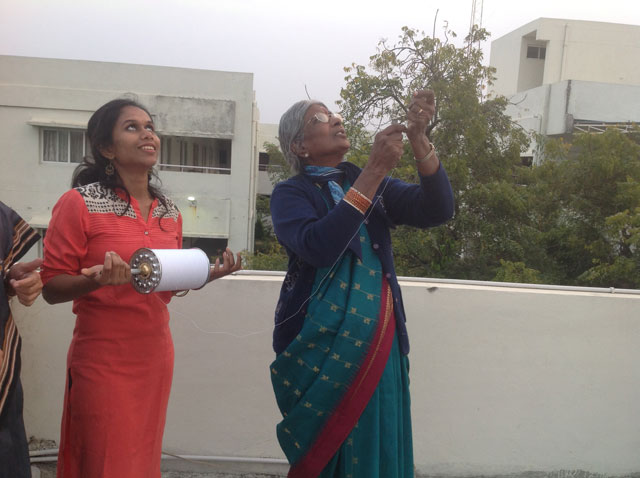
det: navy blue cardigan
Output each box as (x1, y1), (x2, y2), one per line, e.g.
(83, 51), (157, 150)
(270, 161), (454, 355)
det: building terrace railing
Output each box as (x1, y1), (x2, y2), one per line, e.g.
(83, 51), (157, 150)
(158, 163), (231, 174)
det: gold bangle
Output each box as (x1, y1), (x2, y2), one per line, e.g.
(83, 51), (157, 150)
(344, 187), (372, 214)
(415, 142), (436, 164)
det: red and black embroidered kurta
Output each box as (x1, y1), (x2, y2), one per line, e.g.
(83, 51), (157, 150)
(41, 184), (182, 478)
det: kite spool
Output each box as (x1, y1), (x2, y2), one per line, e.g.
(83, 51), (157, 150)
(130, 248), (210, 294)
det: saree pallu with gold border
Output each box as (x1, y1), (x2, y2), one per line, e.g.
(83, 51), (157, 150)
(271, 225), (413, 478)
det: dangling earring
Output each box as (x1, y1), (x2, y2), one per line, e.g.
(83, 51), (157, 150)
(105, 161), (115, 176)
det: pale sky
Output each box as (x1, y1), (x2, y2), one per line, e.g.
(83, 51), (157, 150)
(1, 0), (639, 123)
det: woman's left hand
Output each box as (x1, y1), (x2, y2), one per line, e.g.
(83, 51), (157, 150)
(406, 90), (436, 141)
(81, 251), (131, 286)
(209, 248), (242, 282)
(406, 89), (440, 176)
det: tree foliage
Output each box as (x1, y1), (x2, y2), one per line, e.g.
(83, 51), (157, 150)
(253, 24), (640, 288)
(339, 25), (532, 281)
(264, 141), (292, 185)
(532, 130), (640, 288)
(244, 142), (290, 270)
(245, 193), (288, 271)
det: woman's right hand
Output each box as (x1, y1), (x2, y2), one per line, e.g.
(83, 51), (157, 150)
(365, 123), (407, 177)
(81, 251), (131, 286)
(350, 123), (407, 200)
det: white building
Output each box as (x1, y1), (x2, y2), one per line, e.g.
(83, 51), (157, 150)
(489, 18), (640, 163)
(0, 55), (267, 254)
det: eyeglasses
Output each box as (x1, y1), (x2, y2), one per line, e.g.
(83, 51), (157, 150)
(305, 112), (344, 128)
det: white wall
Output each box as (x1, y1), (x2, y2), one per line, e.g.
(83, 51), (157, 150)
(503, 84), (548, 130)
(490, 18), (640, 98)
(516, 35), (546, 93)
(542, 20), (640, 86)
(503, 80), (640, 144)
(568, 81), (640, 124)
(257, 171), (275, 196)
(257, 123), (279, 152)
(489, 28), (523, 97)
(15, 274), (640, 476)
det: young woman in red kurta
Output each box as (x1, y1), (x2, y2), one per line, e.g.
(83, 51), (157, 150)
(41, 99), (241, 478)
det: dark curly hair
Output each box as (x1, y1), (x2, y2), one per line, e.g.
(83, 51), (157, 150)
(72, 98), (170, 224)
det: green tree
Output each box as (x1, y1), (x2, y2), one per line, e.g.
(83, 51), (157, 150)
(338, 25), (531, 281)
(264, 141), (292, 184)
(250, 25), (640, 288)
(254, 194), (275, 249)
(245, 142), (289, 271)
(493, 259), (543, 284)
(533, 129), (640, 288)
(244, 241), (289, 271)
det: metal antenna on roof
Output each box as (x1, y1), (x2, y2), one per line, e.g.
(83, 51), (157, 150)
(468, 0), (484, 55)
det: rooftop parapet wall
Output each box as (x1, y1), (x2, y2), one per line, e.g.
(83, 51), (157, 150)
(15, 273), (640, 476)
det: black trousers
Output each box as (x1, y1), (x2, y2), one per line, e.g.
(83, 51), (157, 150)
(0, 355), (31, 478)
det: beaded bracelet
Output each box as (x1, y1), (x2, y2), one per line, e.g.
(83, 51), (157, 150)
(344, 187), (372, 214)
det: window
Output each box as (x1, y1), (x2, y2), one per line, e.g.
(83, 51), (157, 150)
(182, 237), (228, 259)
(526, 46), (546, 60)
(521, 156), (533, 167)
(42, 128), (89, 163)
(160, 136), (231, 174)
(218, 150), (229, 168)
(259, 152), (270, 171)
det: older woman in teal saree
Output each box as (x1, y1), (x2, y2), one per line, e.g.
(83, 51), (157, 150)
(270, 91), (454, 477)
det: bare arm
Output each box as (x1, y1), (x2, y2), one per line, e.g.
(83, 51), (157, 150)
(42, 251), (131, 304)
(43, 274), (102, 304)
(351, 123), (407, 200)
(349, 89), (441, 201)
(406, 89), (440, 177)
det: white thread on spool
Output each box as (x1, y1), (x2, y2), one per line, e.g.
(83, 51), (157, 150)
(130, 248), (210, 293)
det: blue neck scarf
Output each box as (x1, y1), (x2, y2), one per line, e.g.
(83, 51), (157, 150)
(304, 165), (345, 205)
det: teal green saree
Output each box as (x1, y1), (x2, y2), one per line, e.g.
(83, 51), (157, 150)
(271, 225), (413, 477)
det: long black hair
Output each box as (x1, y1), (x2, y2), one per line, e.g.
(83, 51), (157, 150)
(72, 98), (170, 223)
